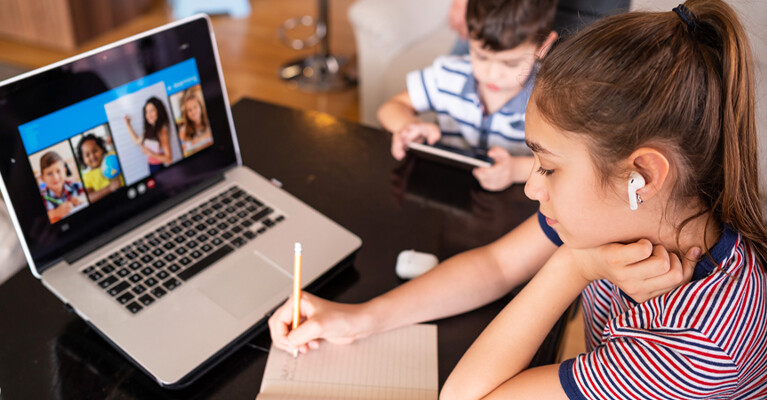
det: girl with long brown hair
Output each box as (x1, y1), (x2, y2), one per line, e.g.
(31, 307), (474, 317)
(442, 0), (767, 398)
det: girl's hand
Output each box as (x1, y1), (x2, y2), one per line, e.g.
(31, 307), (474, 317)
(268, 292), (373, 355)
(571, 240), (699, 303)
(390, 122), (441, 161)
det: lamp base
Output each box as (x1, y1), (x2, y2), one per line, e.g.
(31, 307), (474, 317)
(279, 54), (355, 92)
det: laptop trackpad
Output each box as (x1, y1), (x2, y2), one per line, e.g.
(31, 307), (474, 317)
(196, 251), (290, 319)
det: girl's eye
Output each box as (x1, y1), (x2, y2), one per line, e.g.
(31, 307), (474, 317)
(536, 166), (554, 176)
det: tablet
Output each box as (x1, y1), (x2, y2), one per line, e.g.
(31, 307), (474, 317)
(408, 142), (493, 170)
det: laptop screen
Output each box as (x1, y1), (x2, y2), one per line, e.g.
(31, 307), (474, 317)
(0, 16), (238, 272)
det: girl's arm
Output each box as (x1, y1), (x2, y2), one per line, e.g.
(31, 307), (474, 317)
(124, 115), (142, 145)
(141, 126), (173, 164)
(441, 246), (586, 400)
(269, 214), (559, 353)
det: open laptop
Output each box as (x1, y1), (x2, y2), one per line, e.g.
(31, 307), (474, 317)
(0, 15), (361, 388)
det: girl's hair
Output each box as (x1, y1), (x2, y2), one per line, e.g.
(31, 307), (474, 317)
(466, 0), (557, 51)
(76, 134), (107, 166)
(533, 0), (767, 267)
(181, 91), (209, 139)
(142, 97), (170, 143)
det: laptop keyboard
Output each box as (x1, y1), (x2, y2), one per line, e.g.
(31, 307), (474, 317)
(79, 185), (286, 315)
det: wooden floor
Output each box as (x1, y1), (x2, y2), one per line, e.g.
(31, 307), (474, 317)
(0, 0), (360, 122)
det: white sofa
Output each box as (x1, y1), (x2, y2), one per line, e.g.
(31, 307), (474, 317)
(348, 0), (457, 127)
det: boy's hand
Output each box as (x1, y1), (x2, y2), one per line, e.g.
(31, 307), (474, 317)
(70, 196), (81, 206)
(268, 292), (372, 356)
(570, 240), (699, 303)
(390, 122), (441, 160)
(472, 147), (531, 192)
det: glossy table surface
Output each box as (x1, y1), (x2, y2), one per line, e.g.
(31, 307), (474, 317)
(0, 99), (559, 399)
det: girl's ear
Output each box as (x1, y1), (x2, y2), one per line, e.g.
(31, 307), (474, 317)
(628, 147), (670, 203)
(535, 31), (559, 59)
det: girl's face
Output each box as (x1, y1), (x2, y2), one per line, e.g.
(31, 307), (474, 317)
(523, 99), (636, 249)
(469, 39), (538, 97)
(41, 161), (66, 193)
(81, 139), (105, 169)
(145, 102), (158, 125)
(185, 99), (202, 124)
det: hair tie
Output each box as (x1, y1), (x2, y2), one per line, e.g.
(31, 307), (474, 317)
(673, 4), (698, 33)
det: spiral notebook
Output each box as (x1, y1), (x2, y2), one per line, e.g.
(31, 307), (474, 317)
(256, 324), (438, 400)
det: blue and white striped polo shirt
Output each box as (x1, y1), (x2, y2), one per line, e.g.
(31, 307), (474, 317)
(406, 55), (535, 156)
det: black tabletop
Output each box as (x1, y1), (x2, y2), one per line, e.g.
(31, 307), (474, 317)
(0, 99), (559, 399)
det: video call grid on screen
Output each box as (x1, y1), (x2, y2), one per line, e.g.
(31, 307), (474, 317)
(18, 59), (214, 224)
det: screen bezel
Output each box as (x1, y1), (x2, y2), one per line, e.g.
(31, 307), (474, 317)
(0, 15), (240, 276)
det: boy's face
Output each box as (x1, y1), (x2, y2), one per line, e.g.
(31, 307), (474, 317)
(469, 39), (539, 98)
(42, 161), (66, 193)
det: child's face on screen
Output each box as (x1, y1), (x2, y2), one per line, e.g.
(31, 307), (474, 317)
(469, 39), (538, 99)
(523, 99), (635, 249)
(81, 139), (105, 169)
(145, 102), (158, 125)
(41, 161), (66, 195)
(185, 99), (202, 124)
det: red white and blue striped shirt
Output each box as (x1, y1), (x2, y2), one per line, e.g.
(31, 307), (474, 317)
(555, 224), (767, 399)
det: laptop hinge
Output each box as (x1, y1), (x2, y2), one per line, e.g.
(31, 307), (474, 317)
(63, 173), (226, 265)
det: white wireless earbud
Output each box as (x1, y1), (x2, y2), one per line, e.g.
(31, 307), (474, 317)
(628, 171), (646, 210)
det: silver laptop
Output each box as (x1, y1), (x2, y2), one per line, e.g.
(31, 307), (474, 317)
(0, 15), (361, 388)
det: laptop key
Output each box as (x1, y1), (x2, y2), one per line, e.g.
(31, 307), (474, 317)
(168, 264), (180, 273)
(251, 207), (273, 222)
(275, 215), (285, 223)
(156, 270), (170, 280)
(117, 292), (135, 304)
(116, 268), (130, 277)
(243, 230), (256, 240)
(178, 245), (234, 281)
(138, 294), (154, 306)
(126, 301), (143, 314)
(98, 275), (119, 288)
(128, 261), (142, 270)
(145, 277), (159, 287)
(163, 278), (181, 291)
(108, 281), (130, 296)
(132, 284), (146, 294)
(141, 267), (154, 276)
(89, 271), (104, 281)
(129, 274), (142, 283)
(82, 265), (95, 274)
(101, 264), (115, 274)
(151, 287), (167, 298)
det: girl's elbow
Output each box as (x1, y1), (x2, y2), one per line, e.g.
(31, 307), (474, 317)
(440, 382), (482, 400)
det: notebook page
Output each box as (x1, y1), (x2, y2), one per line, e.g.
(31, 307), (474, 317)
(256, 324), (438, 400)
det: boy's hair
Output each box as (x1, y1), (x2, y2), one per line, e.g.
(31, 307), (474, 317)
(466, 0), (557, 51)
(40, 151), (64, 173)
(76, 134), (107, 166)
(533, 0), (767, 267)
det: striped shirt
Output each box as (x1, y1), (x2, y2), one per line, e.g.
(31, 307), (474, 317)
(555, 224), (767, 399)
(406, 55), (534, 156)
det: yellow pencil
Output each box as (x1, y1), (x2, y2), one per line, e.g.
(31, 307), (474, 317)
(292, 242), (302, 358)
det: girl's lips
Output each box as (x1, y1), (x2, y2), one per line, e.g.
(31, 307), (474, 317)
(485, 83), (501, 92)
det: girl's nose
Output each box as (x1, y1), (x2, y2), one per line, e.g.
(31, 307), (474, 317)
(524, 172), (548, 202)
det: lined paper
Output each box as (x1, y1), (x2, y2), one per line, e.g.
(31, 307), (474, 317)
(256, 324), (438, 400)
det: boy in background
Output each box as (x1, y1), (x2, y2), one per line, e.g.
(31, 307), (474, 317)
(378, 0), (557, 191)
